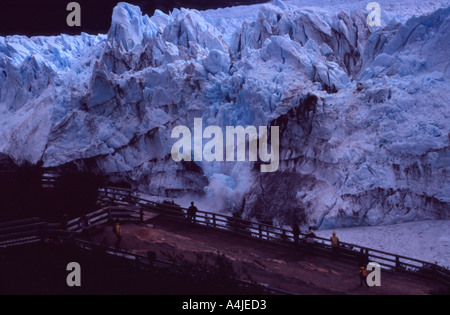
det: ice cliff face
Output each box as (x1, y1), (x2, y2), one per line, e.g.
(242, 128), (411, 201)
(0, 0), (449, 228)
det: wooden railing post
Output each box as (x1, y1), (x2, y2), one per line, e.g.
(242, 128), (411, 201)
(258, 225), (262, 239)
(213, 214), (216, 228)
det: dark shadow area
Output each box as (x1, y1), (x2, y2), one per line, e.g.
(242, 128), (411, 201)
(0, 242), (265, 295)
(0, 154), (104, 222)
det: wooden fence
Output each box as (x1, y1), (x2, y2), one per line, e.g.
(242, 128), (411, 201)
(98, 186), (450, 286)
(0, 185), (449, 287)
(0, 209), (292, 294)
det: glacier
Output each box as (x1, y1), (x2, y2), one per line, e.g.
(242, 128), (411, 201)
(0, 0), (449, 229)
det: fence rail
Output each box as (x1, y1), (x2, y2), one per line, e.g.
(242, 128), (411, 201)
(0, 205), (141, 247)
(1, 185), (449, 287)
(98, 186), (450, 285)
(0, 208), (292, 294)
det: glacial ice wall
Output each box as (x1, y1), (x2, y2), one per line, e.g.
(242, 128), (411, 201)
(0, 1), (449, 228)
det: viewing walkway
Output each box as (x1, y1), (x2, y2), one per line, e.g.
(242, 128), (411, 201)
(1, 185), (449, 294)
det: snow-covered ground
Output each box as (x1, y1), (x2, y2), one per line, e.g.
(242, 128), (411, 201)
(315, 219), (450, 267)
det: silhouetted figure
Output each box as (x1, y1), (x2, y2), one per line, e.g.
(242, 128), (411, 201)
(292, 224), (300, 245)
(357, 248), (370, 268)
(330, 232), (340, 257)
(357, 248), (365, 267)
(79, 215), (91, 240)
(359, 266), (369, 288)
(113, 220), (122, 248)
(187, 201), (198, 224)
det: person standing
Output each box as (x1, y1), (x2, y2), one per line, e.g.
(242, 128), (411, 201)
(357, 248), (370, 268)
(359, 266), (369, 288)
(113, 220), (122, 248)
(187, 201), (198, 224)
(292, 224), (300, 246)
(330, 232), (340, 257)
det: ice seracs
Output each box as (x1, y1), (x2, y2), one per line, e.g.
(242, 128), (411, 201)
(0, 1), (449, 229)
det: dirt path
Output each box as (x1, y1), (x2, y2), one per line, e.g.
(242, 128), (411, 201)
(90, 216), (445, 295)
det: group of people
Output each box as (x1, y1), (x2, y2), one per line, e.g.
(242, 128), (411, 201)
(291, 225), (340, 250)
(65, 201), (371, 288)
(292, 224), (372, 288)
(188, 204), (369, 288)
(291, 225), (316, 244)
